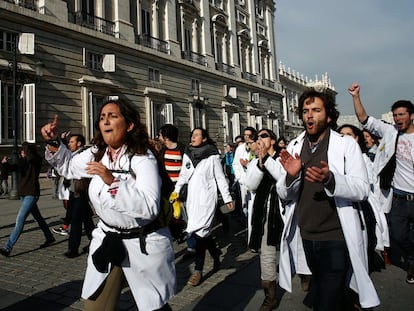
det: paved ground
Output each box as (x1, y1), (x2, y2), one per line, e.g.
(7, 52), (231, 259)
(0, 176), (412, 310)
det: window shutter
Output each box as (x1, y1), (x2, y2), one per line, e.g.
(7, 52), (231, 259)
(102, 54), (115, 72)
(233, 113), (240, 137)
(165, 103), (174, 124)
(18, 33), (35, 55)
(22, 83), (35, 142)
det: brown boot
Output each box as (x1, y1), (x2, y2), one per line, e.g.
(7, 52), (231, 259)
(259, 280), (279, 311)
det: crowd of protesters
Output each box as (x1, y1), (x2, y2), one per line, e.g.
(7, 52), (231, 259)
(0, 84), (413, 310)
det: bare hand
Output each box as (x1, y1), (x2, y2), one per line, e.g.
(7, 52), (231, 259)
(41, 115), (59, 141)
(348, 83), (360, 97)
(305, 161), (330, 183)
(279, 149), (302, 177)
(257, 139), (269, 158)
(61, 131), (71, 140)
(86, 161), (114, 185)
(226, 201), (234, 211)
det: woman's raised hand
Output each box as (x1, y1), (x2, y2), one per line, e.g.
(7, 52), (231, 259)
(41, 115), (59, 141)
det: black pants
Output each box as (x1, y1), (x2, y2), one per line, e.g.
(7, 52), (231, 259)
(302, 239), (352, 311)
(68, 192), (95, 253)
(389, 196), (414, 271)
(194, 233), (221, 272)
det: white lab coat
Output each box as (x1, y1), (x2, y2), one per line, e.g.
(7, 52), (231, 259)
(264, 130), (380, 309)
(363, 116), (398, 214)
(46, 145), (175, 311)
(175, 153), (232, 238)
(362, 116), (403, 250)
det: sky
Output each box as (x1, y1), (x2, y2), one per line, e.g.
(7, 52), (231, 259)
(275, 0), (414, 118)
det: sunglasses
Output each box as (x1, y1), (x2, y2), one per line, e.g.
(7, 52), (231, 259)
(258, 133), (270, 139)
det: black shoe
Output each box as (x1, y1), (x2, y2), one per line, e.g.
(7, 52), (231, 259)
(39, 238), (56, 248)
(213, 255), (221, 271)
(64, 250), (79, 258)
(0, 247), (11, 257)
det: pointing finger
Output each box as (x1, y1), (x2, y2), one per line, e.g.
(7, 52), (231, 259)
(51, 114), (59, 127)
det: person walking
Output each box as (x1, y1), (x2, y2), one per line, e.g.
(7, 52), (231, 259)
(266, 87), (379, 310)
(0, 143), (55, 257)
(338, 124), (386, 274)
(157, 124), (188, 245)
(232, 126), (257, 218)
(60, 134), (95, 258)
(245, 128), (285, 311)
(222, 142), (236, 186)
(349, 82), (414, 283)
(173, 127), (233, 286)
(158, 124), (186, 184)
(41, 97), (175, 310)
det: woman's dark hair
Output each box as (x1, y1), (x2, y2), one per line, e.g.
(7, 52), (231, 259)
(277, 136), (287, 145)
(92, 98), (152, 161)
(191, 127), (215, 146)
(257, 128), (277, 141)
(257, 128), (277, 150)
(337, 124), (367, 153)
(298, 88), (339, 130)
(362, 129), (380, 146)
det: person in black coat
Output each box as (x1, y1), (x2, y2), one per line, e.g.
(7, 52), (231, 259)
(0, 142), (55, 257)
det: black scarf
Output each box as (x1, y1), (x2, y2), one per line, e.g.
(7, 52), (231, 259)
(248, 155), (283, 252)
(185, 143), (219, 167)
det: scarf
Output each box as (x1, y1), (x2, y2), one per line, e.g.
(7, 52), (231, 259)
(248, 154), (283, 252)
(185, 143), (219, 167)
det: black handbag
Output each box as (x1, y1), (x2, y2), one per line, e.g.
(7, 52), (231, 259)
(179, 184), (188, 202)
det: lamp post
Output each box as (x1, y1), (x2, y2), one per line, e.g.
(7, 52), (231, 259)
(8, 35), (19, 200)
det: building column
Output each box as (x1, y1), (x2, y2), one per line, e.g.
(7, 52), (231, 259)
(113, 0), (135, 43)
(266, 5), (277, 81)
(152, 0), (159, 38)
(165, 0), (180, 56)
(200, 0), (214, 67)
(192, 18), (198, 53)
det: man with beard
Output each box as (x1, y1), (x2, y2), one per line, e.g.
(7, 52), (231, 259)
(349, 83), (414, 284)
(262, 87), (379, 310)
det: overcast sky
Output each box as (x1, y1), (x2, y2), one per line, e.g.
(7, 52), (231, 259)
(275, 0), (414, 118)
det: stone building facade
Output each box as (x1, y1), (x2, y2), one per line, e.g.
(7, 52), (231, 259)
(0, 0), (286, 154)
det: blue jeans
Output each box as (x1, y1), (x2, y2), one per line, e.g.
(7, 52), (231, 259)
(5, 195), (54, 251)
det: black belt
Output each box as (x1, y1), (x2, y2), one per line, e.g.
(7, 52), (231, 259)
(100, 218), (162, 254)
(393, 193), (414, 201)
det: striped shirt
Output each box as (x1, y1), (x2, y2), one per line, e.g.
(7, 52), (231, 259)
(164, 148), (183, 183)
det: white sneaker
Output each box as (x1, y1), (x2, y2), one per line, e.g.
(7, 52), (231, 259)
(52, 226), (69, 236)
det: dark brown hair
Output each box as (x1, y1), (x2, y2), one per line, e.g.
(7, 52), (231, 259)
(92, 98), (152, 161)
(298, 88), (339, 130)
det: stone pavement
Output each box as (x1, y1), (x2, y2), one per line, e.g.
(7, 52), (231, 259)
(0, 176), (412, 310)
